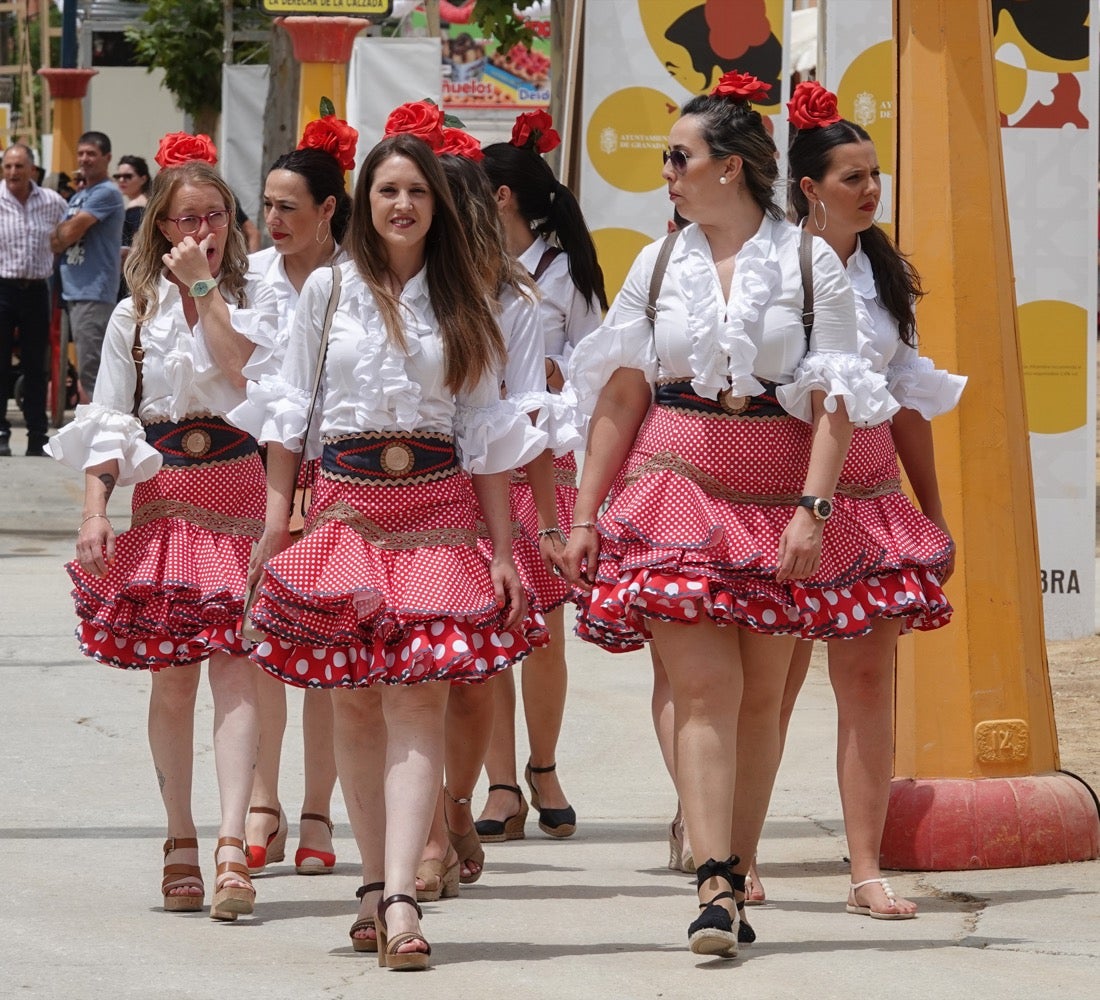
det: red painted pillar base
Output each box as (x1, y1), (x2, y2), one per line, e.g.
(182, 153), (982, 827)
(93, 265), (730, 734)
(881, 773), (1100, 870)
(37, 68), (98, 174)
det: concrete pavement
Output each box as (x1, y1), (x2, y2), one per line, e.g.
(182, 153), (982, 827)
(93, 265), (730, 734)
(1, 420), (1098, 999)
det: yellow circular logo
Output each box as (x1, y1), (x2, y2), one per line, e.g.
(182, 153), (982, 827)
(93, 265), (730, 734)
(587, 87), (680, 193)
(1019, 300), (1088, 434)
(592, 228), (660, 303)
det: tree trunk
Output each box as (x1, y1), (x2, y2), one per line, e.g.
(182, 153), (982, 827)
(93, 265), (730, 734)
(259, 20), (300, 238)
(194, 106), (220, 139)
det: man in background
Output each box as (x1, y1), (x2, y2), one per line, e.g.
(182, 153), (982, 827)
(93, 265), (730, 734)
(51, 130), (124, 399)
(0, 144), (67, 456)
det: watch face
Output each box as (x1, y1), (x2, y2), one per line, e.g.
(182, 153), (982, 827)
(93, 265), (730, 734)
(815, 498), (833, 520)
(190, 279), (216, 297)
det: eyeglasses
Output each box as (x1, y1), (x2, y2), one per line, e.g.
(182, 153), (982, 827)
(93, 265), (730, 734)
(113, 172), (136, 181)
(165, 211), (231, 235)
(662, 148), (691, 174)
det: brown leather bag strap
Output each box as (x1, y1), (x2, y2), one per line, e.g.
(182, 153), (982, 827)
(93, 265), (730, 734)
(646, 230), (680, 324)
(294, 264), (343, 486)
(131, 323), (144, 416)
(799, 226), (815, 346)
(531, 246), (563, 282)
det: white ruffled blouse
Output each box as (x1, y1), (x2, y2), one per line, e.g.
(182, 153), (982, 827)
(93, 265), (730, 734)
(248, 246), (350, 348)
(228, 261), (547, 476)
(847, 243), (966, 419)
(567, 217), (898, 427)
(46, 274), (279, 484)
(518, 235), (603, 370)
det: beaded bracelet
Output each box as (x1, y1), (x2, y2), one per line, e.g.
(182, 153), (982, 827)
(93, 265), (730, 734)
(537, 526), (568, 544)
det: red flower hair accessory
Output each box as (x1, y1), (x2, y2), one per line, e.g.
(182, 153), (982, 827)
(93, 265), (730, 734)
(510, 109), (560, 154)
(439, 127), (484, 162)
(383, 101), (446, 151)
(299, 115), (359, 172)
(787, 81), (842, 130)
(710, 70), (772, 104)
(154, 132), (218, 169)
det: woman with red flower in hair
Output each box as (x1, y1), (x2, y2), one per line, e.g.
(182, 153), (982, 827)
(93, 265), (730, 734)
(474, 108), (607, 847)
(770, 80), (963, 920)
(47, 134), (279, 921)
(560, 70), (907, 957)
(243, 111), (357, 880)
(232, 129), (546, 970)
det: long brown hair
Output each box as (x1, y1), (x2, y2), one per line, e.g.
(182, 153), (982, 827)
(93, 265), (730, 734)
(346, 135), (504, 393)
(124, 161), (248, 323)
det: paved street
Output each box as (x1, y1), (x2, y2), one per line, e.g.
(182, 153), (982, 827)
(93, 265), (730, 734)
(1, 421), (1098, 999)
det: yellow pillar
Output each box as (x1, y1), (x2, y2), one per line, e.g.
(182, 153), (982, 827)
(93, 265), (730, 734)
(36, 69), (98, 175)
(277, 16), (368, 136)
(884, 0), (1098, 869)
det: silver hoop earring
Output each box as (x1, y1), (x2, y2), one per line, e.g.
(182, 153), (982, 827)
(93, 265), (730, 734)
(315, 218), (331, 245)
(874, 199), (885, 224)
(813, 199), (827, 232)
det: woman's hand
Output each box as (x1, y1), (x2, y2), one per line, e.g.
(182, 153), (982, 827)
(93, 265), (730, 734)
(490, 556), (527, 632)
(537, 527), (568, 578)
(775, 508), (824, 582)
(248, 523), (293, 589)
(927, 511), (956, 584)
(76, 515), (115, 578)
(162, 233), (215, 288)
(562, 523), (600, 592)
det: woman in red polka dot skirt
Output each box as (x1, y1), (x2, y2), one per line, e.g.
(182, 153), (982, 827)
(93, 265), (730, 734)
(770, 82), (964, 920)
(561, 74), (907, 958)
(47, 149), (280, 922)
(232, 130), (545, 971)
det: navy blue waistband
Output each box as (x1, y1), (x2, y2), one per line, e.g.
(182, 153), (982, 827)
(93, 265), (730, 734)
(654, 379), (787, 417)
(143, 417), (257, 466)
(322, 433), (458, 485)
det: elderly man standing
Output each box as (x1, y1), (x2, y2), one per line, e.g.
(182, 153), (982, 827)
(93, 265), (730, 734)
(0, 143), (67, 457)
(50, 130), (124, 401)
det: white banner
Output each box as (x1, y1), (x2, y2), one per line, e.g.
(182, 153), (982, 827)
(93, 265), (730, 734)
(220, 65), (269, 226)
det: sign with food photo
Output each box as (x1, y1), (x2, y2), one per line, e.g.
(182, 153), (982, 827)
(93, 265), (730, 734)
(402, 2), (551, 109)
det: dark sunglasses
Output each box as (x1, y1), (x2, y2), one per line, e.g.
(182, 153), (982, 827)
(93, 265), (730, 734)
(113, 172), (137, 181)
(662, 148), (690, 173)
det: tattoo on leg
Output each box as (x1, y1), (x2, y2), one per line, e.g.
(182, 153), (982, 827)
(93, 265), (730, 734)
(156, 766), (166, 790)
(97, 472), (116, 501)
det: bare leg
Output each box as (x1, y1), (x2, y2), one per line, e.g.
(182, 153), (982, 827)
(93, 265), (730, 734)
(379, 680), (449, 954)
(650, 618), (742, 927)
(299, 689), (337, 857)
(149, 664), (202, 900)
(443, 681), (493, 877)
(520, 606), (570, 809)
(828, 619), (916, 916)
(779, 639), (815, 754)
(208, 653), (259, 890)
(478, 670), (521, 825)
(651, 644), (692, 866)
(246, 670), (286, 850)
(332, 687), (386, 947)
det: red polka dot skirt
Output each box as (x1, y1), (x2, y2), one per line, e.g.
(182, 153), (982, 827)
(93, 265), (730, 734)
(479, 453), (577, 613)
(68, 454), (266, 670)
(575, 406), (953, 652)
(249, 470), (546, 688)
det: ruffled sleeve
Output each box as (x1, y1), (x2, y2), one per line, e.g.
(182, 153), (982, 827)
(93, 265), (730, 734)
(46, 402), (161, 485)
(887, 350), (967, 419)
(511, 385), (585, 456)
(565, 244), (660, 417)
(777, 351), (899, 427)
(455, 367), (549, 475)
(190, 276), (280, 381)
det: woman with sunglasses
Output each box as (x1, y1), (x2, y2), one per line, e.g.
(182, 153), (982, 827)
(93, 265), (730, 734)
(47, 139), (279, 922)
(242, 117), (355, 880)
(115, 155), (152, 299)
(561, 71), (901, 958)
(473, 112), (607, 845)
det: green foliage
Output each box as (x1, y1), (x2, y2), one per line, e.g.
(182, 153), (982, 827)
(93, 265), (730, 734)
(320, 96), (336, 118)
(473, 0), (536, 52)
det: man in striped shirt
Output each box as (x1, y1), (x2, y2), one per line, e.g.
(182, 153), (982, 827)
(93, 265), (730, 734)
(0, 144), (67, 457)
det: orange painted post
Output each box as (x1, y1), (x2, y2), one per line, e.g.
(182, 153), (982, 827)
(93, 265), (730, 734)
(884, 0), (1099, 869)
(277, 16), (368, 135)
(37, 68), (97, 175)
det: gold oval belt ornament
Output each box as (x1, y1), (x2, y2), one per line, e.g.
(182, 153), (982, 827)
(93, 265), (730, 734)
(181, 428), (212, 457)
(718, 389), (749, 414)
(380, 442), (415, 475)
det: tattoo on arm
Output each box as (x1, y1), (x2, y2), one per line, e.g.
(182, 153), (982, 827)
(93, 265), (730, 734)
(98, 473), (116, 501)
(156, 766), (166, 791)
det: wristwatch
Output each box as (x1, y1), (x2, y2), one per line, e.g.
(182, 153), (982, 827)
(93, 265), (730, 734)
(188, 278), (217, 298)
(797, 495), (833, 521)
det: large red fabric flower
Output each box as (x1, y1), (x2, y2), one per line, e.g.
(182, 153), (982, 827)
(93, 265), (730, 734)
(383, 101), (445, 150)
(298, 115), (359, 171)
(710, 70), (772, 104)
(787, 81), (842, 130)
(439, 127), (484, 162)
(510, 109), (560, 154)
(154, 132), (218, 169)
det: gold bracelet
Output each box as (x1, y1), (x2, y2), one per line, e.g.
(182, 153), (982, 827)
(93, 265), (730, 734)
(570, 521), (598, 530)
(78, 513), (111, 532)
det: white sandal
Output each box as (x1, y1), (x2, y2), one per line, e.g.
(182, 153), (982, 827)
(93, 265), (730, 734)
(846, 877), (917, 920)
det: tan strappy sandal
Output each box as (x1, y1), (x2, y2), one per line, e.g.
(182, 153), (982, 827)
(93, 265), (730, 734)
(161, 837), (204, 912)
(349, 882), (383, 953)
(376, 893), (430, 971)
(210, 836), (256, 922)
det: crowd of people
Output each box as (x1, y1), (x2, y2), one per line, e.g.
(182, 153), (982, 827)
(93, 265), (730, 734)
(33, 71), (964, 969)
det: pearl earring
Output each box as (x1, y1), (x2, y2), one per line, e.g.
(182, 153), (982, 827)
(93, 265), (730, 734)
(719, 176), (728, 185)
